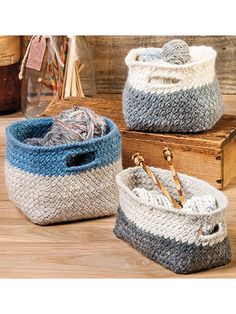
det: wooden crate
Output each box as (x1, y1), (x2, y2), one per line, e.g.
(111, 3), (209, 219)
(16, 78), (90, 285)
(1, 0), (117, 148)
(42, 97), (236, 190)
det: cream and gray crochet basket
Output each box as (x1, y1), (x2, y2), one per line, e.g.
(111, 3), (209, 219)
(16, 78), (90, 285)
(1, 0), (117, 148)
(114, 167), (231, 274)
(123, 45), (224, 133)
(5, 117), (122, 225)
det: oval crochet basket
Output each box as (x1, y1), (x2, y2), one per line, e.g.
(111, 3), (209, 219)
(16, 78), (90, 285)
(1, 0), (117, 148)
(5, 117), (122, 225)
(123, 46), (224, 133)
(114, 167), (231, 274)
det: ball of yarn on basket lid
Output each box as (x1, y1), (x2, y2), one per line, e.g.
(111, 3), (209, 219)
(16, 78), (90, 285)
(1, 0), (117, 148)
(161, 39), (191, 64)
(23, 106), (107, 146)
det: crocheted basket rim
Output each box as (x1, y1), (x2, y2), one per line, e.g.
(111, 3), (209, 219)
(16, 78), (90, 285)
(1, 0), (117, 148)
(116, 167), (228, 218)
(6, 117), (117, 153)
(125, 46), (216, 70)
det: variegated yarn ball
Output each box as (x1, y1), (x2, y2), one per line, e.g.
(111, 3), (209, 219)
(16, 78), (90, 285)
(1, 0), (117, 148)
(23, 106), (107, 146)
(161, 39), (191, 64)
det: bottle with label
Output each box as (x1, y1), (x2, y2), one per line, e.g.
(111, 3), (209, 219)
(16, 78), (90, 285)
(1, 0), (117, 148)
(20, 36), (96, 118)
(0, 36), (21, 115)
(20, 36), (54, 118)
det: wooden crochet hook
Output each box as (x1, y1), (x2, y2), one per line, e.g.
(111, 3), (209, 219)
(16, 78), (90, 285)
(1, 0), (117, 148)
(163, 147), (185, 206)
(132, 153), (182, 209)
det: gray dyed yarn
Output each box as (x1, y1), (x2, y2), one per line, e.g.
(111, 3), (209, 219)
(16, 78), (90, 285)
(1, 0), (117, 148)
(114, 208), (231, 274)
(138, 48), (162, 62)
(162, 39), (191, 64)
(114, 167), (231, 274)
(123, 79), (223, 133)
(23, 107), (107, 146)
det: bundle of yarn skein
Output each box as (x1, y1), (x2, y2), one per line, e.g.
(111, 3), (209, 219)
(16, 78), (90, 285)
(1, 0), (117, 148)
(23, 106), (107, 146)
(138, 39), (191, 64)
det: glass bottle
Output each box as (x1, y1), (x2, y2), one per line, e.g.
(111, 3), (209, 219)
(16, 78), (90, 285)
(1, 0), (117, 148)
(0, 36), (21, 115)
(21, 45), (54, 118)
(21, 36), (97, 118)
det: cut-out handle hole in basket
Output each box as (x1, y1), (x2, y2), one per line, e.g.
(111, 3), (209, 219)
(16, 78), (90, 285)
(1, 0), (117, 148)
(198, 223), (223, 236)
(148, 76), (180, 85)
(66, 151), (96, 168)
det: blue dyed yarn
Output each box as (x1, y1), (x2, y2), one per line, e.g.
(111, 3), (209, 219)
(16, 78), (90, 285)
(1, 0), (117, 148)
(6, 117), (121, 176)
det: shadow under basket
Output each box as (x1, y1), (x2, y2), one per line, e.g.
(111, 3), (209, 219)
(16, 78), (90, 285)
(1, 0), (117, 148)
(5, 117), (122, 225)
(114, 167), (231, 274)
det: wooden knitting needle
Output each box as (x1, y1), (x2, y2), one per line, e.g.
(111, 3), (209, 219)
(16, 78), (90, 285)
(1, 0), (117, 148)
(132, 153), (182, 209)
(163, 147), (185, 206)
(75, 61), (85, 97)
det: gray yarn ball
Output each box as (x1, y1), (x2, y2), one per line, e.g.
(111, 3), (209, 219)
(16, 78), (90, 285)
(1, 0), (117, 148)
(139, 48), (162, 62)
(23, 106), (107, 146)
(162, 39), (191, 65)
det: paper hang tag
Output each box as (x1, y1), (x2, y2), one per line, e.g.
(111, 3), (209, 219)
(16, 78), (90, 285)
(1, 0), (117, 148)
(26, 36), (46, 71)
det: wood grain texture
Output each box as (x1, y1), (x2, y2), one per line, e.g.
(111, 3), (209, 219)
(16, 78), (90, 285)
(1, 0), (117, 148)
(223, 136), (236, 187)
(85, 36), (236, 95)
(0, 96), (236, 278)
(41, 96), (236, 189)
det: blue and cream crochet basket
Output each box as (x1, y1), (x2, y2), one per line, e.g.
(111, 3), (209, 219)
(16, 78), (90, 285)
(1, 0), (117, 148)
(5, 117), (122, 225)
(114, 167), (231, 274)
(123, 46), (224, 133)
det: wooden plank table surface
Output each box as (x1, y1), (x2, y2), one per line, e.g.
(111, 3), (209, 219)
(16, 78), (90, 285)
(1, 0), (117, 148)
(0, 96), (236, 278)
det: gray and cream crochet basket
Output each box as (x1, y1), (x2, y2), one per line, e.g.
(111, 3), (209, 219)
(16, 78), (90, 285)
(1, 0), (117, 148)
(114, 167), (231, 274)
(5, 117), (122, 225)
(123, 46), (224, 133)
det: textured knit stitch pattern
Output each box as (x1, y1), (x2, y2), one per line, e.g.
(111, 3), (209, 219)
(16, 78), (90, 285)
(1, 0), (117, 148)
(123, 46), (224, 133)
(113, 167), (231, 274)
(5, 117), (122, 225)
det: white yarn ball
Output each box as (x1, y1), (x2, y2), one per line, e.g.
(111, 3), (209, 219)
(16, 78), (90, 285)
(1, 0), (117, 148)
(183, 195), (218, 235)
(138, 48), (162, 62)
(133, 188), (173, 209)
(132, 187), (218, 235)
(183, 195), (217, 214)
